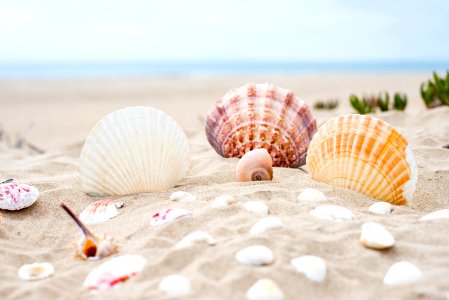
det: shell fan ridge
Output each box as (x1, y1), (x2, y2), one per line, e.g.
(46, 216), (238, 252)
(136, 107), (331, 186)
(205, 83), (317, 167)
(79, 107), (190, 196)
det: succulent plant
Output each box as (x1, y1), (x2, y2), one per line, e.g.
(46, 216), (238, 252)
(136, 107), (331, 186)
(313, 99), (339, 110)
(420, 71), (449, 108)
(349, 95), (375, 115)
(349, 92), (407, 114)
(393, 93), (407, 111)
(377, 92), (390, 112)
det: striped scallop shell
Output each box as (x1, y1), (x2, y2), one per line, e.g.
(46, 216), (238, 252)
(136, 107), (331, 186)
(79, 199), (121, 225)
(205, 83), (317, 167)
(306, 114), (418, 205)
(79, 107), (189, 196)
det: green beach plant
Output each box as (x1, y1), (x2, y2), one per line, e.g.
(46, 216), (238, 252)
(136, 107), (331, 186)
(313, 99), (339, 110)
(393, 93), (407, 111)
(349, 95), (375, 114)
(349, 92), (407, 114)
(420, 71), (449, 108)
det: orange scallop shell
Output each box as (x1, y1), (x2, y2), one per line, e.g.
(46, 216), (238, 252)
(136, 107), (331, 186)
(205, 83), (317, 167)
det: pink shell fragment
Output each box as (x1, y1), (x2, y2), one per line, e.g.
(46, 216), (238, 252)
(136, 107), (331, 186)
(0, 179), (39, 210)
(79, 199), (121, 225)
(151, 208), (192, 227)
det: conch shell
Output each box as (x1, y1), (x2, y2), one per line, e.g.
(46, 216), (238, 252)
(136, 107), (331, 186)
(61, 203), (118, 260)
(236, 148), (273, 182)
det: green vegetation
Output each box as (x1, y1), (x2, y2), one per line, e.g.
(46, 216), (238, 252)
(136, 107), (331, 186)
(349, 92), (407, 115)
(313, 99), (339, 110)
(420, 71), (449, 108)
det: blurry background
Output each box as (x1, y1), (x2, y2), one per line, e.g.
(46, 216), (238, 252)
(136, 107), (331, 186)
(0, 0), (448, 77)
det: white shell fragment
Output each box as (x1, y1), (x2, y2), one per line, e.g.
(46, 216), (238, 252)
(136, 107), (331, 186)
(420, 209), (449, 221)
(250, 216), (284, 235)
(360, 222), (395, 250)
(18, 262), (54, 281)
(159, 274), (191, 298)
(84, 255), (146, 290)
(309, 205), (354, 221)
(291, 255), (327, 283)
(0, 179), (39, 210)
(79, 107), (190, 196)
(247, 278), (284, 300)
(175, 231), (216, 249)
(383, 261), (422, 286)
(297, 188), (326, 202)
(211, 195), (237, 209)
(244, 201), (269, 216)
(368, 201), (393, 215)
(170, 191), (197, 203)
(79, 199), (120, 225)
(151, 208), (192, 227)
(235, 245), (274, 266)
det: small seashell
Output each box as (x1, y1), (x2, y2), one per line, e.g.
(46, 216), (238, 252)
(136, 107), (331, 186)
(307, 114), (418, 205)
(79, 199), (120, 225)
(18, 262), (54, 281)
(420, 209), (449, 221)
(250, 216), (284, 235)
(159, 274), (191, 298)
(360, 222), (395, 250)
(151, 208), (192, 227)
(175, 231), (216, 249)
(170, 191), (197, 203)
(61, 203), (118, 260)
(235, 245), (274, 266)
(211, 195), (237, 209)
(246, 278), (284, 300)
(383, 261), (422, 286)
(291, 255), (327, 283)
(236, 149), (273, 182)
(368, 202), (393, 215)
(84, 254), (146, 290)
(244, 201), (269, 216)
(309, 205), (354, 221)
(0, 179), (39, 210)
(297, 188), (326, 202)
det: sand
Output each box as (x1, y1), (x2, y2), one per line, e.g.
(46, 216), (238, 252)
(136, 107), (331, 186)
(0, 74), (448, 299)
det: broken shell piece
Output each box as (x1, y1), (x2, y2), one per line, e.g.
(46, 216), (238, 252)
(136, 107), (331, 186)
(175, 231), (216, 249)
(420, 209), (449, 221)
(236, 149), (273, 182)
(84, 254), (146, 290)
(211, 195), (237, 209)
(170, 191), (197, 203)
(247, 278), (284, 300)
(360, 222), (395, 250)
(159, 274), (191, 298)
(235, 245), (274, 266)
(0, 179), (39, 210)
(383, 261), (422, 286)
(151, 208), (192, 227)
(291, 255), (327, 283)
(61, 203), (118, 260)
(368, 202), (393, 215)
(297, 188), (326, 202)
(309, 205), (354, 221)
(79, 199), (121, 225)
(18, 262), (54, 281)
(244, 201), (269, 216)
(250, 216), (284, 235)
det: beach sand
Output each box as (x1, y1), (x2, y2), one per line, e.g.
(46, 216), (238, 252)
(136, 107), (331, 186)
(1, 74), (448, 299)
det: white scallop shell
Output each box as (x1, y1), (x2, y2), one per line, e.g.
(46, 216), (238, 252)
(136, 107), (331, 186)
(244, 201), (269, 216)
(18, 262), (54, 281)
(360, 222), (395, 250)
(151, 208), (192, 227)
(175, 231), (216, 249)
(246, 279), (284, 300)
(79, 199), (121, 224)
(211, 195), (237, 209)
(170, 191), (196, 203)
(368, 202), (393, 215)
(291, 255), (327, 283)
(79, 107), (190, 196)
(297, 188), (326, 202)
(383, 261), (422, 286)
(309, 205), (354, 221)
(250, 216), (284, 235)
(83, 254), (146, 290)
(0, 179), (39, 210)
(235, 245), (274, 266)
(159, 274), (191, 298)
(420, 209), (449, 221)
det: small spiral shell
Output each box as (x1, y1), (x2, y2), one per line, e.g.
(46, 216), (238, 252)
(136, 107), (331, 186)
(236, 149), (273, 182)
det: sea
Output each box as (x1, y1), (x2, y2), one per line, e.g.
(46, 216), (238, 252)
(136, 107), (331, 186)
(0, 61), (448, 79)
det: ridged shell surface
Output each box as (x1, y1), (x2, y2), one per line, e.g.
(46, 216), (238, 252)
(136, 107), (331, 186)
(306, 114), (418, 205)
(205, 83), (317, 167)
(79, 107), (190, 196)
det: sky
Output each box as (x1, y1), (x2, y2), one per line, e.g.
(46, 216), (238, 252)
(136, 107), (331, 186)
(0, 0), (448, 63)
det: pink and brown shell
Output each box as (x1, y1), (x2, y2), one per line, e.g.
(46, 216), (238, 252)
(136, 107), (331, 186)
(205, 83), (317, 167)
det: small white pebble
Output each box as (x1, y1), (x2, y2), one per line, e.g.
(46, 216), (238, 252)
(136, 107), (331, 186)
(360, 222), (395, 250)
(420, 209), (449, 221)
(368, 201), (393, 215)
(297, 188), (326, 202)
(170, 191), (196, 203)
(291, 255), (327, 283)
(235, 245), (274, 266)
(246, 278), (284, 300)
(244, 201), (269, 216)
(309, 205), (354, 221)
(383, 261), (422, 286)
(159, 274), (191, 298)
(250, 216), (284, 235)
(211, 195), (237, 209)
(175, 231), (216, 249)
